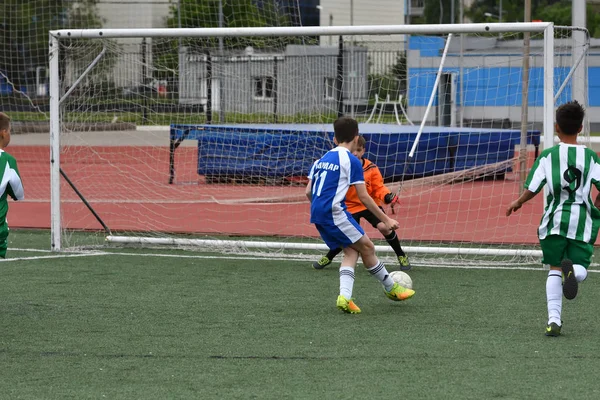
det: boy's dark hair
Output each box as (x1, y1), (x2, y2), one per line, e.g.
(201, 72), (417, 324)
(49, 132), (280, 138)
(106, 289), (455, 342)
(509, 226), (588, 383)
(556, 100), (585, 135)
(333, 117), (358, 143)
(356, 135), (366, 149)
(0, 112), (10, 133)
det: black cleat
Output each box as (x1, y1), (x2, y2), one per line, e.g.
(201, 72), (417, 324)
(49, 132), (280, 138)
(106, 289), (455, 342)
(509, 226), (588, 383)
(561, 259), (578, 300)
(313, 256), (332, 270)
(545, 322), (562, 337)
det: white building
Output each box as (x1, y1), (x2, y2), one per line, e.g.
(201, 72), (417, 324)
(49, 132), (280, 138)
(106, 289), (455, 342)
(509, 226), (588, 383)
(318, 0), (406, 49)
(92, 0), (170, 89)
(97, 0), (170, 29)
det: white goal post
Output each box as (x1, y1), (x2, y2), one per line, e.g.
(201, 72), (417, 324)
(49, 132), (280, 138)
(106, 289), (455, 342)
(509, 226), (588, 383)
(47, 22), (575, 264)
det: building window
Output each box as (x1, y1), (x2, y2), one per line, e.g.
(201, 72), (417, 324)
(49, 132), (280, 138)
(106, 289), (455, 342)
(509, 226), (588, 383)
(253, 76), (274, 99)
(324, 77), (335, 100)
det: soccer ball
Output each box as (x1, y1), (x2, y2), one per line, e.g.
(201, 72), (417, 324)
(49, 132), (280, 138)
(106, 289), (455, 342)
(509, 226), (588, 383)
(390, 271), (413, 289)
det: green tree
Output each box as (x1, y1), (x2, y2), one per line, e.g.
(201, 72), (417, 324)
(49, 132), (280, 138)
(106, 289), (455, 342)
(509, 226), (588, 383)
(368, 52), (407, 103)
(0, 0), (103, 88)
(467, 0), (600, 37)
(421, 0), (461, 24)
(154, 0), (297, 81)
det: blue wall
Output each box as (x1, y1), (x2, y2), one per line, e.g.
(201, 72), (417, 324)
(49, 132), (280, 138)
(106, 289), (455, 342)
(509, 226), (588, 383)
(408, 36), (600, 107)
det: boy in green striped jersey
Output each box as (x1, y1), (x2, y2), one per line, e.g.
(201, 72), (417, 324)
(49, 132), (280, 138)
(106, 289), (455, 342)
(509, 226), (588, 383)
(0, 112), (24, 258)
(506, 101), (600, 337)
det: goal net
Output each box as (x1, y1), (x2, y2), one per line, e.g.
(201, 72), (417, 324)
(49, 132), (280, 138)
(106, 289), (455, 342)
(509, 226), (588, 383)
(16, 19), (592, 266)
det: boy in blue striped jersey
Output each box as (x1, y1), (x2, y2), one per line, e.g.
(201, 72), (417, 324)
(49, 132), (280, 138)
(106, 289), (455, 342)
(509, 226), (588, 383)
(306, 117), (414, 314)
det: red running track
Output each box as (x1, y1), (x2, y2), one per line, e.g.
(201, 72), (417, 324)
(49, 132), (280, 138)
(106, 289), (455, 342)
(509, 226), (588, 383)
(9, 145), (543, 245)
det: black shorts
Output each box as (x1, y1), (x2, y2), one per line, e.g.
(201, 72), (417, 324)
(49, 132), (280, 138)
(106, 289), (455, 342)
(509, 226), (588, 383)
(351, 207), (384, 228)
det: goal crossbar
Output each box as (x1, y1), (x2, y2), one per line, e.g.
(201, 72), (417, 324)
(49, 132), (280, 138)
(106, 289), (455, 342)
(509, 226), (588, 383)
(49, 22), (552, 40)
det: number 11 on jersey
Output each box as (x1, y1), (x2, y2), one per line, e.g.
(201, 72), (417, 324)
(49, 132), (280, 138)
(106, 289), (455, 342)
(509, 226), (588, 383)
(312, 170), (328, 197)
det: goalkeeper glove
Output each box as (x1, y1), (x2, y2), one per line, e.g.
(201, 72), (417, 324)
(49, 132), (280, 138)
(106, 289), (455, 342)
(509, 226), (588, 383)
(384, 192), (399, 205)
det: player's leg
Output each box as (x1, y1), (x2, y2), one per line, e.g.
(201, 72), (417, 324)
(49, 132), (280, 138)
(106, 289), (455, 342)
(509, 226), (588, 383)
(365, 208), (411, 271)
(0, 223), (9, 259)
(563, 238), (593, 296)
(350, 235), (415, 301)
(313, 212), (364, 270)
(336, 246), (361, 313)
(314, 219), (364, 313)
(540, 235), (567, 336)
(375, 222), (410, 271)
(313, 247), (342, 270)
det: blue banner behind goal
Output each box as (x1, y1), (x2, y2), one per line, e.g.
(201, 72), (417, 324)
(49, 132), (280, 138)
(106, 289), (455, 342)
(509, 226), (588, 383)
(169, 123), (540, 183)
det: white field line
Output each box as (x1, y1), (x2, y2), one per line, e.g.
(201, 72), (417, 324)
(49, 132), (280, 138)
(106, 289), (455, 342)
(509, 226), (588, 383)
(6, 249), (600, 272)
(0, 252), (111, 262)
(12, 248), (54, 253)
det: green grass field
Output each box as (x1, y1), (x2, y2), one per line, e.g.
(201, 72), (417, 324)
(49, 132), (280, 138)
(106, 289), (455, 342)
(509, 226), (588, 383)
(3, 230), (600, 399)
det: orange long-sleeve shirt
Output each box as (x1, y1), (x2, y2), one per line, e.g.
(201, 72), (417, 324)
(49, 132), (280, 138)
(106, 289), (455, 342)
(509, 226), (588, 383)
(345, 158), (392, 214)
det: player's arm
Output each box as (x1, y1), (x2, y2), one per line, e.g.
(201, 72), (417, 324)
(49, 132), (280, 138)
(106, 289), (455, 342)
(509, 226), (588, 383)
(355, 183), (398, 230)
(506, 154), (546, 216)
(506, 190), (536, 216)
(305, 161), (317, 203)
(368, 164), (394, 204)
(305, 179), (313, 203)
(7, 158), (24, 201)
(364, 163), (398, 205)
(370, 167), (386, 202)
(589, 154), (600, 209)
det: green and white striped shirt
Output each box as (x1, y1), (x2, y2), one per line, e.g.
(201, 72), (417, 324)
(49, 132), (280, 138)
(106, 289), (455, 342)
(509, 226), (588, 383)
(525, 143), (600, 244)
(0, 150), (24, 227)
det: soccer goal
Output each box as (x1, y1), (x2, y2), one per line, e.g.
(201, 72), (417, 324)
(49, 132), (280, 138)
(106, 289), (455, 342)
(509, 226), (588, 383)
(43, 22), (589, 266)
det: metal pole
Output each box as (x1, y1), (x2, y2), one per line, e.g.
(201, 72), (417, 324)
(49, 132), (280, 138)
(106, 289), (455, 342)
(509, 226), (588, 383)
(409, 34), (454, 157)
(329, 14), (333, 46)
(273, 57), (278, 123)
(519, 0), (531, 189)
(542, 25), (555, 206)
(49, 34), (61, 251)
(350, 0), (354, 117)
(218, 0), (225, 123)
(459, 0), (464, 127)
(543, 26), (555, 151)
(55, 23), (554, 39)
(572, 0), (586, 106)
(178, 0), (182, 49)
(206, 51), (212, 124)
(141, 38), (148, 123)
(336, 36), (344, 117)
(498, 0), (503, 39)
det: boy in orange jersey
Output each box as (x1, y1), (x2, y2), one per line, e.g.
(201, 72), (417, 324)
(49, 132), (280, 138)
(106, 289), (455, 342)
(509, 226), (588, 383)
(313, 136), (411, 271)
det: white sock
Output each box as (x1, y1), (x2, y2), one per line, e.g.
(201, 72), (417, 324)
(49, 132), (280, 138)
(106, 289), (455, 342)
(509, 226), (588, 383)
(547, 270), (563, 326)
(367, 261), (394, 292)
(573, 264), (588, 282)
(339, 266), (355, 299)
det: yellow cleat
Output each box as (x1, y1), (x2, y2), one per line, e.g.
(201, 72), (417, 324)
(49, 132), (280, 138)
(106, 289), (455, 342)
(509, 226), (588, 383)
(385, 282), (415, 301)
(336, 295), (361, 314)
